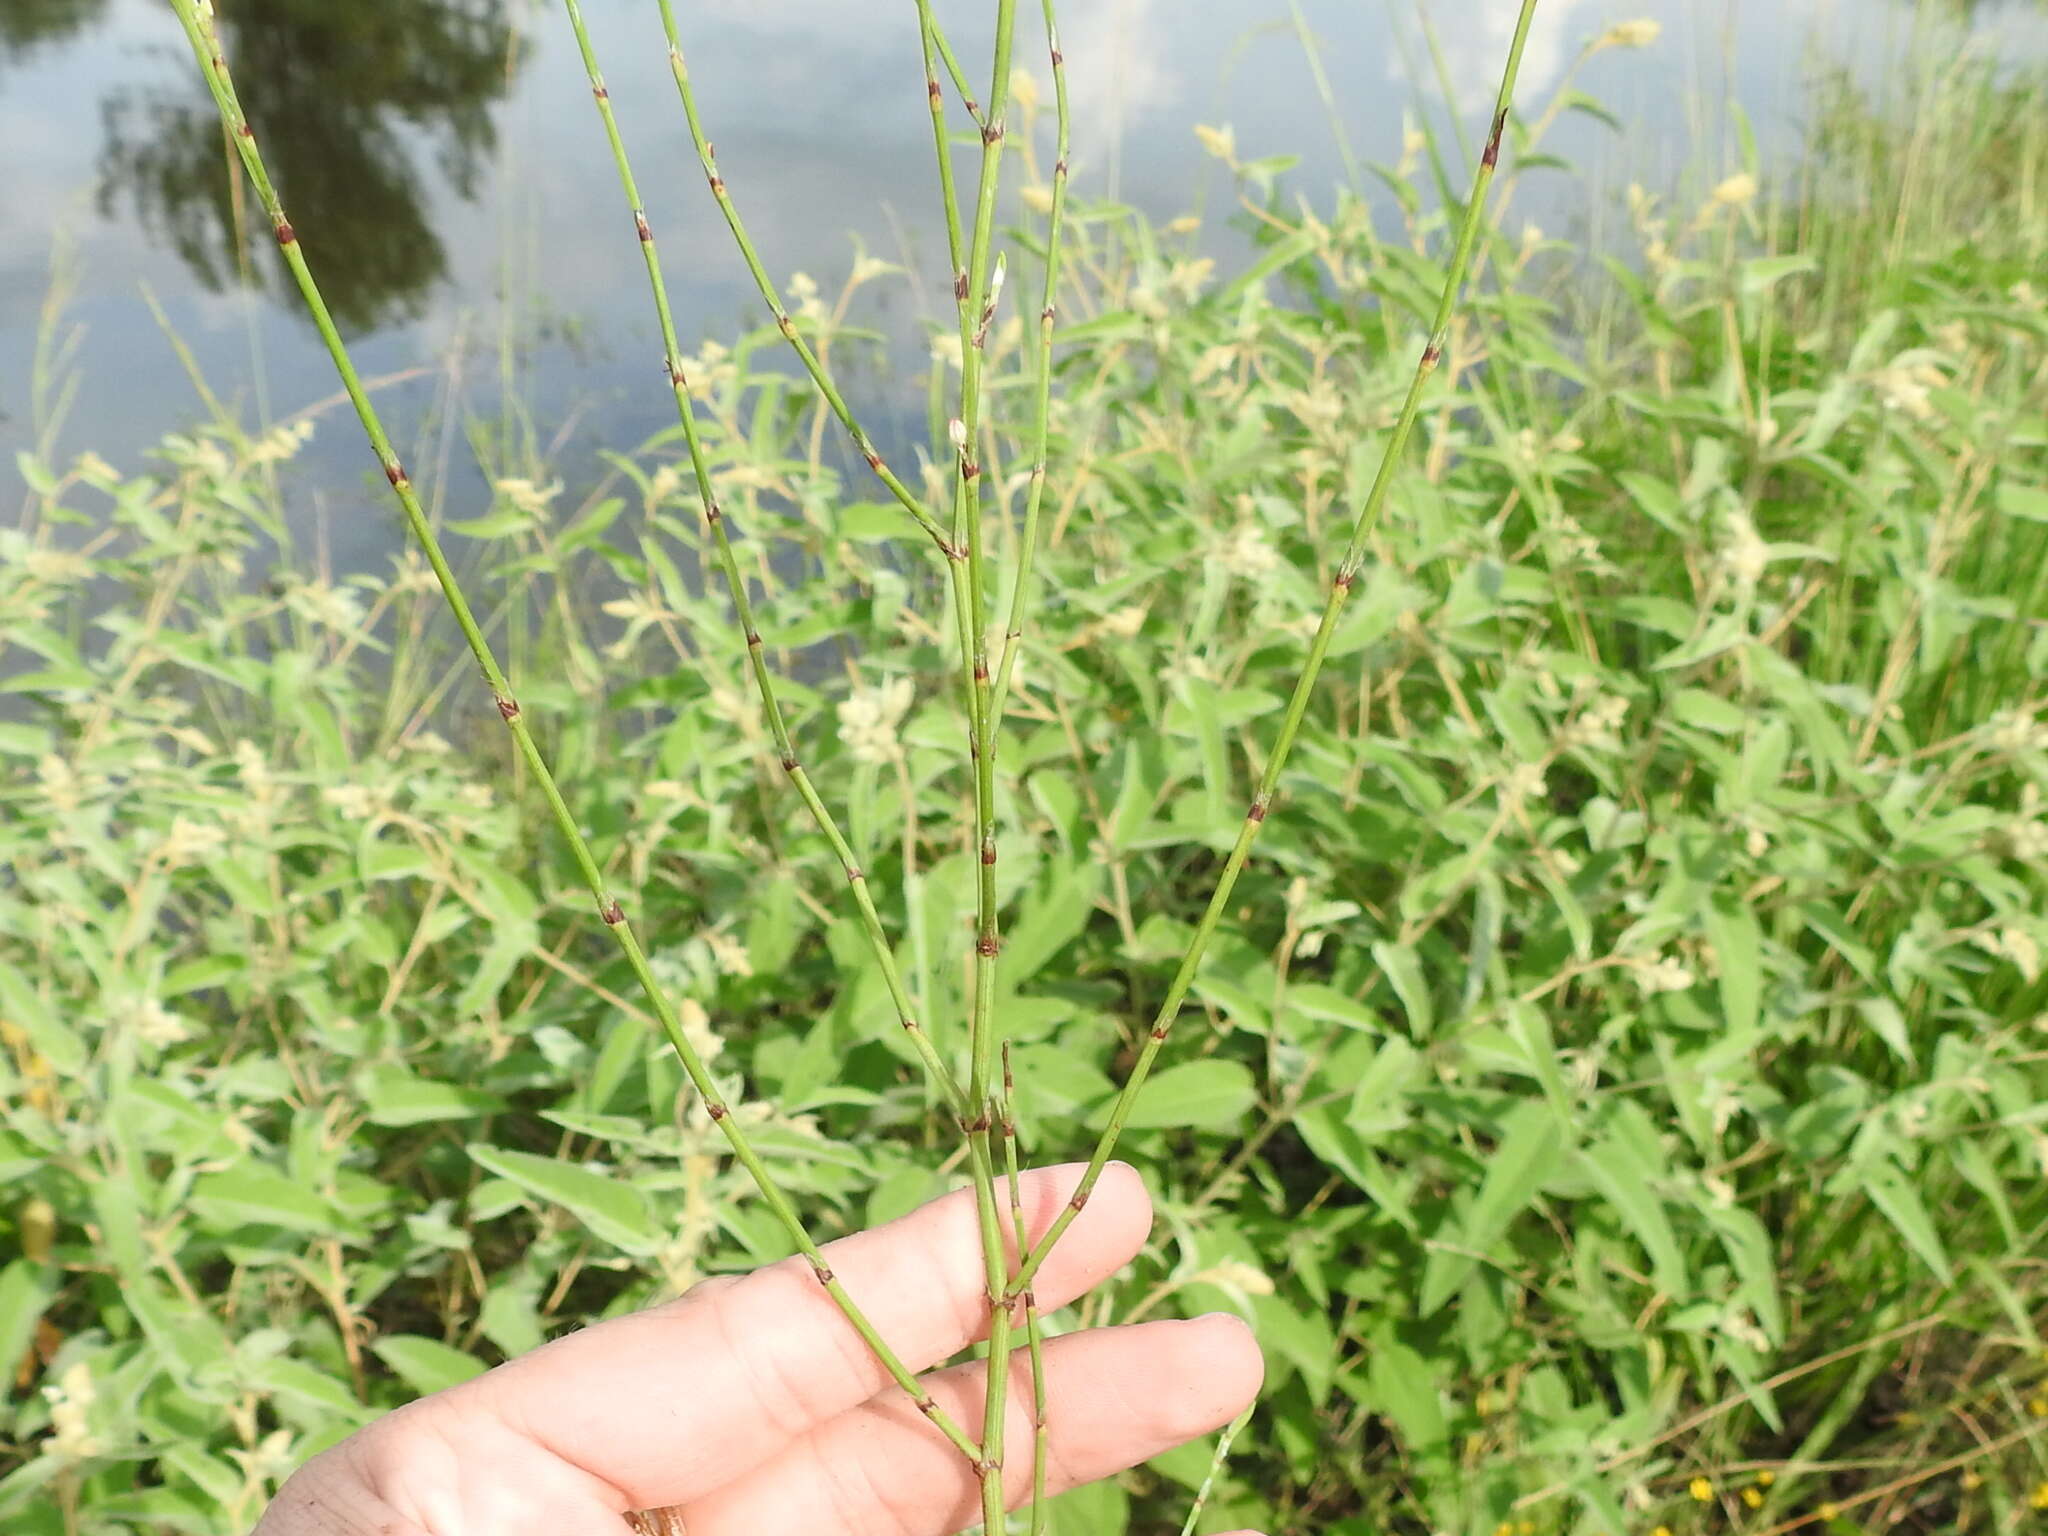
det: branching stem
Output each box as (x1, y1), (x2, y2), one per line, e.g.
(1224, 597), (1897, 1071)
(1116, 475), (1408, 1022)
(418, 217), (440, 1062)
(166, 0), (979, 1465)
(1004, 0), (1545, 1305)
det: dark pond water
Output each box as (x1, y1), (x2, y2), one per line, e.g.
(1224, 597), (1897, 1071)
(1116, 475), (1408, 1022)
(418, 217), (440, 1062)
(3, 0), (2044, 565)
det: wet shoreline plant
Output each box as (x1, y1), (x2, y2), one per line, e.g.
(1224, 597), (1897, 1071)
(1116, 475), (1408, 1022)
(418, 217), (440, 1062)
(163, 0), (1541, 1527)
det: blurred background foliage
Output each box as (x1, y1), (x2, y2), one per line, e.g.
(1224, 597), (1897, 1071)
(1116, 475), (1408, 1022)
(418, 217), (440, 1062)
(3, 18), (2047, 1536)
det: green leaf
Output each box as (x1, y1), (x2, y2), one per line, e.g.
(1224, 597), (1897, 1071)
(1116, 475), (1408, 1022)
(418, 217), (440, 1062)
(1704, 901), (1761, 1035)
(373, 1334), (490, 1395)
(1114, 1059), (1258, 1131)
(467, 1144), (659, 1255)
(357, 1065), (508, 1127)
(0, 1262), (52, 1392)
(1369, 941), (1434, 1037)
(1859, 1158), (1952, 1285)
(1418, 1107), (1564, 1316)
(1367, 1337), (1448, 1453)
(190, 1167), (340, 1235)
(1004, 859), (1105, 984)
(1855, 996), (1915, 1068)
(1579, 1137), (1688, 1298)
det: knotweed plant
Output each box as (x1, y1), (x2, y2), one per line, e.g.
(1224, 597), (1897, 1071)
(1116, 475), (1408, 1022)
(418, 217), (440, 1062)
(163, 0), (1541, 1527)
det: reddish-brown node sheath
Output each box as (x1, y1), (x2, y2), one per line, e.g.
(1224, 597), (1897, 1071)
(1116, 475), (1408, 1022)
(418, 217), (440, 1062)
(237, 122), (253, 138)
(1483, 108), (1507, 168)
(776, 311), (796, 337)
(1421, 342), (1443, 368)
(954, 270), (970, 302)
(634, 210), (652, 244)
(863, 449), (882, 473)
(495, 695), (520, 723)
(976, 934), (1000, 957)
(972, 657), (989, 683)
(1333, 569), (1357, 592)
(704, 500), (722, 523)
(1054, 156), (1069, 178)
(706, 1101), (728, 1121)
(927, 77), (942, 107)
(846, 865), (865, 884)
(779, 754), (799, 773)
(600, 898), (625, 926)
(1050, 48), (1064, 66)
(980, 840), (997, 866)
(592, 84), (609, 100)
(1151, 1023), (1171, 1041)
(1248, 797), (1269, 822)
(962, 458), (981, 482)
(383, 461), (405, 487)
(1067, 1189), (1090, 1213)
(916, 1398), (940, 1418)
(810, 1264), (835, 1286)
(708, 172), (725, 196)
(274, 221), (296, 247)
(1042, 304), (1057, 324)
(743, 628), (762, 649)
(982, 119), (1004, 145)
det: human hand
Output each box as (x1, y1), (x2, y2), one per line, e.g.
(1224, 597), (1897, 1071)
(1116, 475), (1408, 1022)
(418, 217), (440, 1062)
(254, 1161), (1265, 1536)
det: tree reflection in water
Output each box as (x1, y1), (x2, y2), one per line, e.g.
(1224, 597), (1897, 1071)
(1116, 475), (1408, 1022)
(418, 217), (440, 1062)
(0, 0), (521, 334)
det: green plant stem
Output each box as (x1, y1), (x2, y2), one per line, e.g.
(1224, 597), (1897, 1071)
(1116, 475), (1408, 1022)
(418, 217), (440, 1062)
(988, 0), (1070, 735)
(166, 0), (980, 1466)
(1001, 1043), (1050, 1536)
(916, 2), (971, 309)
(559, 0), (981, 1131)
(949, 11), (1024, 1528)
(1005, 0), (1545, 1304)
(657, 4), (1014, 1503)
(656, 6), (955, 556)
(927, 7), (989, 130)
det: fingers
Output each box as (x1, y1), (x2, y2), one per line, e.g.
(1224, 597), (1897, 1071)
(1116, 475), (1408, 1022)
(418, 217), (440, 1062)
(677, 1313), (1265, 1536)
(458, 1162), (1152, 1511)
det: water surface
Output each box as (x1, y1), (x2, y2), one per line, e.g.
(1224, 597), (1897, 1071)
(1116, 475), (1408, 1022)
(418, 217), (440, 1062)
(2, 0), (2042, 543)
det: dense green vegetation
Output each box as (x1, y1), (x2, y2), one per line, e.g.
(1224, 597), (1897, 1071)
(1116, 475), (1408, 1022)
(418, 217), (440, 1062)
(3, 28), (2045, 1536)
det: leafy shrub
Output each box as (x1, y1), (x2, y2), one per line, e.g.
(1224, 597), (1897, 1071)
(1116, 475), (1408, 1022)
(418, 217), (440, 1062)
(4, 35), (2047, 1536)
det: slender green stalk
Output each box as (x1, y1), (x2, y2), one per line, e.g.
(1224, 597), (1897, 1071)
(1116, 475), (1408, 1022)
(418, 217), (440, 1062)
(927, 7), (989, 130)
(1001, 1043), (1050, 1536)
(1178, 1401), (1256, 1536)
(165, 0), (979, 1466)
(557, 0), (977, 1132)
(650, 7), (1021, 1509)
(945, 12), (1025, 1528)
(1006, 0), (1545, 1302)
(658, 4), (955, 555)
(988, 0), (1071, 735)
(916, 2), (971, 310)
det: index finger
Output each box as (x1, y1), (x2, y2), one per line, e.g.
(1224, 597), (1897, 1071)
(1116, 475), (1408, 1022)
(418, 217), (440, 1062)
(454, 1160), (1151, 1510)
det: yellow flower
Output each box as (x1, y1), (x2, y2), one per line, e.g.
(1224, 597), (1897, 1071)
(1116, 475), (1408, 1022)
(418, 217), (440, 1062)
(1711, 172), (1759, 208)
(1653, 1527), (1674, 1536)
(2028, 1394), (2047, 1418)
(2031, 1481), (2048, 1511)
(1742, 1488), (1764, 1509)
(1690, 1477), (1714, 1502)
(1818, 1502), (1840, 1520)
(1756, 1471), (1775, 1488)
(1193, 123), (1236, 163)
(1596, 19), (1661, 49)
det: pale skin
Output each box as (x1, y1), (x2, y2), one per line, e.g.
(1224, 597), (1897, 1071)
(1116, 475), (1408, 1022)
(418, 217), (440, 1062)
(254, 1162), (1266, 1536)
